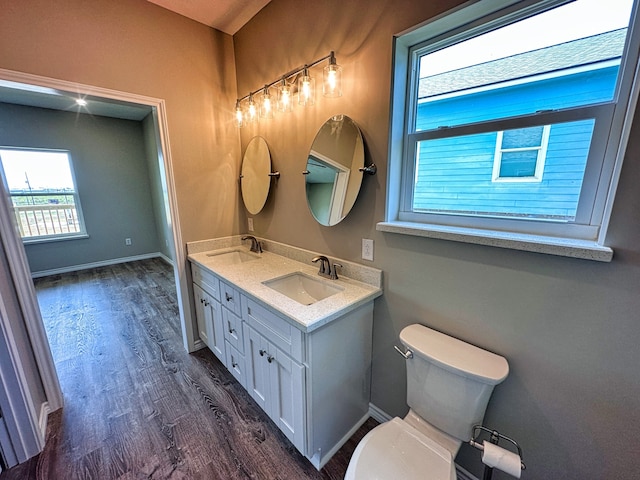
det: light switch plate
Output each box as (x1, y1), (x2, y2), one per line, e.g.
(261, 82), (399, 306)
(248, 218), (254, 232)
(362, 238), (374, 261)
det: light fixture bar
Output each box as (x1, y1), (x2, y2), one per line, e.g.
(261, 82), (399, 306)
(236, 51), (336, 104)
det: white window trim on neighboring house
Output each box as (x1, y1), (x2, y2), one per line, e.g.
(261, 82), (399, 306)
(378, 0), (640, 262)
(492, 125), (550, 182)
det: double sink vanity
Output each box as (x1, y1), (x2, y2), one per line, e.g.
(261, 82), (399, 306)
(187, 236), (382, 469)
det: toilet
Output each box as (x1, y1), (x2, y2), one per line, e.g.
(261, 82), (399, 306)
(346, 324), (509, 480)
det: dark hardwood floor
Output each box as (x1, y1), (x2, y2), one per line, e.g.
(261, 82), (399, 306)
(1, 258), (376, 479)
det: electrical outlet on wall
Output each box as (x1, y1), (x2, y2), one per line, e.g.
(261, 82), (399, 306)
(248, 218), (254, 232)
(362, 238), (374, 261)
(125, 238), (132, 246)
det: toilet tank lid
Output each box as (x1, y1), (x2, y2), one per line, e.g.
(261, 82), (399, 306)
(400, 324), (509, 385)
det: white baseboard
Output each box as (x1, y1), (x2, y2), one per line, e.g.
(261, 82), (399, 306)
(368, 402), (393, 423)
(38, 401), (50, 445)
(367, 403), (480, 480)
(30, 252), (166, 278)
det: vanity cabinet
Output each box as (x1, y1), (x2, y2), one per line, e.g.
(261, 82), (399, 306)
(190, 259), (375, 470)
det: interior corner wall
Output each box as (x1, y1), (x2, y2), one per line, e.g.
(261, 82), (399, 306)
(0, 103), (160, 273)
(233, 1), (640, 479)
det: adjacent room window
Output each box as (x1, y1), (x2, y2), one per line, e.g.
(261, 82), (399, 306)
(381, 0), (640, 259)
(0, 148), (87, 242)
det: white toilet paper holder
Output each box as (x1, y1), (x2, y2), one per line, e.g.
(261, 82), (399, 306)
(470, 425), (525, 479)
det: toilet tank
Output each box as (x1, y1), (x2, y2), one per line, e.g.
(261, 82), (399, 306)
(400, 324), (509, 442)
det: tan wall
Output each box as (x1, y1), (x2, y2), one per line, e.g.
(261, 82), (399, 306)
(234, 1), (640, 479)
(0, 0), (242, 243)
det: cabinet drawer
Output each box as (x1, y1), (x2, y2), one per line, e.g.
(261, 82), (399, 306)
(225, 341), (246, 389)
(191, 264), (220, 300)
(223, 307), (244, 353)
(242, 296), (303, 362)
(221, 281), (241, 317)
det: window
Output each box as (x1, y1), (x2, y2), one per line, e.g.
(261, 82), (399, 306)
(492, 125), (550, 182)
(380, 0), (640, 261)
(0, 148), (87, 242)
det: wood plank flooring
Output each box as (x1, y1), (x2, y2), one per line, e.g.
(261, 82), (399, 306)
(1, 258), (376, 479)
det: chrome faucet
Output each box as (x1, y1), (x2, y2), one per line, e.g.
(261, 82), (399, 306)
(312, 255), (330, 276)
(241, 235), (263, 253)
(312, 255), (342, 280)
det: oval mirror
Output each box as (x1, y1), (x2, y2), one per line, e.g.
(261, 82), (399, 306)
(305, 115), (364, 226)
(241, 136), (272, 215)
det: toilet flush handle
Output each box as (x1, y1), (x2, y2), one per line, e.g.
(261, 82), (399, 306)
(394, 345), (413, 359)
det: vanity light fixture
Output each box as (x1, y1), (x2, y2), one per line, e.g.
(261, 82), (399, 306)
(235, 51), (342, 127)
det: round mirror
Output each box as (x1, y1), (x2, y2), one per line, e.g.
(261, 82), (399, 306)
(241, 136), (272, 215)
(305, 115), (364, 226)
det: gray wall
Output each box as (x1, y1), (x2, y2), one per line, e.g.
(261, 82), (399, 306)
(0, 103), (162, 273)
(233, 0), (640, 479)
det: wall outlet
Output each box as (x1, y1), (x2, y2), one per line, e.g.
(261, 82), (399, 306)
(248, 218), (254, 232)
(362, 238), (374, 261)
(125, 238), (132, 246)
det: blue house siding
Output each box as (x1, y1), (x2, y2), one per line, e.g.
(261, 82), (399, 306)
(413, 66), (614, 219)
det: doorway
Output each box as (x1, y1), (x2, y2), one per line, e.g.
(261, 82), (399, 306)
(0, 68), (195, 464)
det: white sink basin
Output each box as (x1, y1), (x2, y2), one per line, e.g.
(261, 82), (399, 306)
(263, 272), (343, 305)
(206, 249), (261, 265)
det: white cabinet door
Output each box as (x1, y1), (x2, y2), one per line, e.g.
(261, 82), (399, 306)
(268, 343), (305, 452)
(193, 283), (225, 362)
(193, 283), (210, 348)
(244, 323), (270, 412)
(207, 297), (224, 363)
(244, 324), (305, 453)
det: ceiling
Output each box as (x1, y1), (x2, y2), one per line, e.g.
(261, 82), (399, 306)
(0, 1), (270, 120)
(146, 0), (271, 35)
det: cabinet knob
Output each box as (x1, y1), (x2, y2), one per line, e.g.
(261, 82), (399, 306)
(229, 327), (236, 334)
(203, 300), (209, 306)
(259, 349), (266, 356)
(200, 298), (204, 304)
(225, 293), (233, 302)
(232, 362), (238, 368)
(267, 355), (274, 363)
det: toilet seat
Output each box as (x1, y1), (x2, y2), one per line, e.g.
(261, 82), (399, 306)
(345, 417), (457, 480)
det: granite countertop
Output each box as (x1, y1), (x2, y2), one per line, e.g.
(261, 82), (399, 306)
(188, 246), (382, 333)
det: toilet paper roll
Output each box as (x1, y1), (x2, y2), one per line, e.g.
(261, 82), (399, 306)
(482, 441), (522, 478)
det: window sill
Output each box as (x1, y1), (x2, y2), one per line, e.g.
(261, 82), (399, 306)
(23, 233), (89, 245)
(376, 221), (613, 262)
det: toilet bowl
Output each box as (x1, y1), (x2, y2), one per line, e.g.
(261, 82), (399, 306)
(346, 324), (509, 479)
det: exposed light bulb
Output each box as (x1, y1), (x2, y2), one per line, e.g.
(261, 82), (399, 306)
(323, 53), (342, 97)
(298, 68), (315, 106)
(278, 79), (292, 113)
(260, 88), (274, 119)
(247, 96), (257, 122)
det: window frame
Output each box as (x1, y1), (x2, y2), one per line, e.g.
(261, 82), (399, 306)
(379, 0), (640, 261)
(0, 147), (88, 244)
